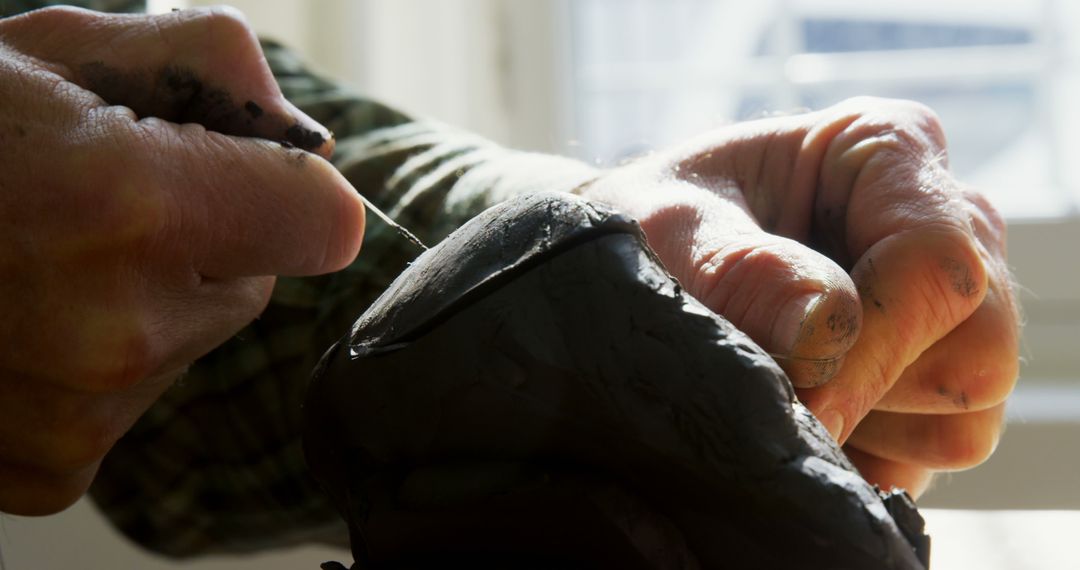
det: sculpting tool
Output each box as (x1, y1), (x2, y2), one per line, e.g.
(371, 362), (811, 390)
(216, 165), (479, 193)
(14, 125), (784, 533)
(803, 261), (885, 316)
(357, 193), (429, 251)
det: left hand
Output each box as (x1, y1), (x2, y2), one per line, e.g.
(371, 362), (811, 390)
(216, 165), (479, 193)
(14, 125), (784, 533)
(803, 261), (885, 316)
(581, 97), (1019, 497)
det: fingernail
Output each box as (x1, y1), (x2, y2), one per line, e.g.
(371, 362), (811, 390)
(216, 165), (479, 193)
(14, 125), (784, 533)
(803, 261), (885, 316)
(819, 409), (845, 442)
(773, 292), (824, 354)
(283, 100), (334, 154)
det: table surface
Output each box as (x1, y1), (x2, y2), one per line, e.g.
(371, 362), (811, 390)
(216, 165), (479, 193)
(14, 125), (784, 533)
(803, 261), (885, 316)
(2, 499), (1079, 569)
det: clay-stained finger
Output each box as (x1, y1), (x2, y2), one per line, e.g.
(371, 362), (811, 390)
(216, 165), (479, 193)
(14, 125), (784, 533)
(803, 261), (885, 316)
(875, 277), (1018, 414)
(799, 226), (988, 441)
(1, 6), (334, 155)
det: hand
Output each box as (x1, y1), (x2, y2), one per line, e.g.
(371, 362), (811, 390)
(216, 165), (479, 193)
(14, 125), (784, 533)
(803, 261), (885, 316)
(0, 7), (364, 515)
(582, 97), (1018, 497)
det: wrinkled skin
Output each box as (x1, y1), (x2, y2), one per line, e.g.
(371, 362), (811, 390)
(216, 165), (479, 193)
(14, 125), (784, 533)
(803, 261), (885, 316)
(0, 7), (364, 515)
(583, 98), (1019, 496)
(0, 5), (1017, 518)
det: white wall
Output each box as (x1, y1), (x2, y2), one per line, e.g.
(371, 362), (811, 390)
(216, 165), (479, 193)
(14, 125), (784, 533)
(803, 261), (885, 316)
(181, 0), (568, 154)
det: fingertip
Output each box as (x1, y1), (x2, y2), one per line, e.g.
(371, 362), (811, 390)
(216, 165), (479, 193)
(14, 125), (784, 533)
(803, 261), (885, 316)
(312, 158), (365, 272)
(332, 184), (366, 271)
(772, 273), (861, 387)
(773, 291), (825, 355)
(282, 100), (336, 158)
(783, 281), (862, 359)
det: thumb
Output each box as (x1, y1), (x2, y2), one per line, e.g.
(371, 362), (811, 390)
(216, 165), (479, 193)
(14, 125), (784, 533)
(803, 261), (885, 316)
(691, 230), (862, 388)
(584, 175), (862, 389)
(1, 5), (333, 155)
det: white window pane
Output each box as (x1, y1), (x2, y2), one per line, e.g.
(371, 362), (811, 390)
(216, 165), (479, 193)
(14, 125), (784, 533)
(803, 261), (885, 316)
(568, 0), (1075, 219)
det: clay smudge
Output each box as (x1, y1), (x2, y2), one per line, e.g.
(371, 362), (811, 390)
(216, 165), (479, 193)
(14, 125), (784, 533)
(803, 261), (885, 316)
(285, 122), (327, 151)
(810, 358), (841, 386)
(937, 386), (970, 410)
(160, 65), (245, 136)
(244, 100), (264, 119)
(78, 61), (327, 153)
(858, 257), (886, 313)
(940, 256), (978, 298)
(826, 305), (860, 343)
(858, 281), (886, 314)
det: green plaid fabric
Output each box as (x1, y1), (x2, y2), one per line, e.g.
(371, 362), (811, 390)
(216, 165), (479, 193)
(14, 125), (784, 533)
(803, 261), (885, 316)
(4, 0), (599, 557)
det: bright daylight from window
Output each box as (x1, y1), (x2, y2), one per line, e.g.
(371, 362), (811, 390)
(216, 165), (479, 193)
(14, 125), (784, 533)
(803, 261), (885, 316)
(569, 0), (1080, 220)
(566, 2), (1080, 567)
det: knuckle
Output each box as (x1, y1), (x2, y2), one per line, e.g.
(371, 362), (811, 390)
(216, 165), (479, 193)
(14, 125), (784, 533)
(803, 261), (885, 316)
(847, 357), (895, 421)
(199, 5), (252, 30)
(856, 367), (891, 419)
(691, 241), (786, 317)
(877, 227), (987, 342)
(179, 5), (257, 50)
(896, 100), (946, 146)
(837, 97), (947, 158)
(85, 326), (156, 392)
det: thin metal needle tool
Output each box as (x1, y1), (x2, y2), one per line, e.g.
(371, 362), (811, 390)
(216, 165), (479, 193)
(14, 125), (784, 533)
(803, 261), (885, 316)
(357, 193), (429, 251)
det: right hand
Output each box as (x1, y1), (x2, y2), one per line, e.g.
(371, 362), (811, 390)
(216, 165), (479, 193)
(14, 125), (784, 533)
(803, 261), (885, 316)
(582, 98), (1017, 498)
(0, 6), (365, 515)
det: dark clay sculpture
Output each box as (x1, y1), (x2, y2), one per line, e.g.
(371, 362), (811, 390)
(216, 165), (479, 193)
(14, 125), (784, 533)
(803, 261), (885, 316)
(303, 192), (930, 569)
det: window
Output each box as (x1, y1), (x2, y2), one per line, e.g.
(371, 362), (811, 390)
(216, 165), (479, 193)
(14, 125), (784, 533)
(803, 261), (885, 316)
(567, 0), (1078, 220)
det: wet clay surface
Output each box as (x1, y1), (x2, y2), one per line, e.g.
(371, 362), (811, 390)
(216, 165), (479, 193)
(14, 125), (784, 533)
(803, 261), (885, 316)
(304, 192), (930, 569)
(78, 62), (327, 151)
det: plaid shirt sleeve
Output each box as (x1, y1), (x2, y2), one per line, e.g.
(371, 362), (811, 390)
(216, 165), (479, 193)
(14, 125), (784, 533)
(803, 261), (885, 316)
(76, 36), (600, 557)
